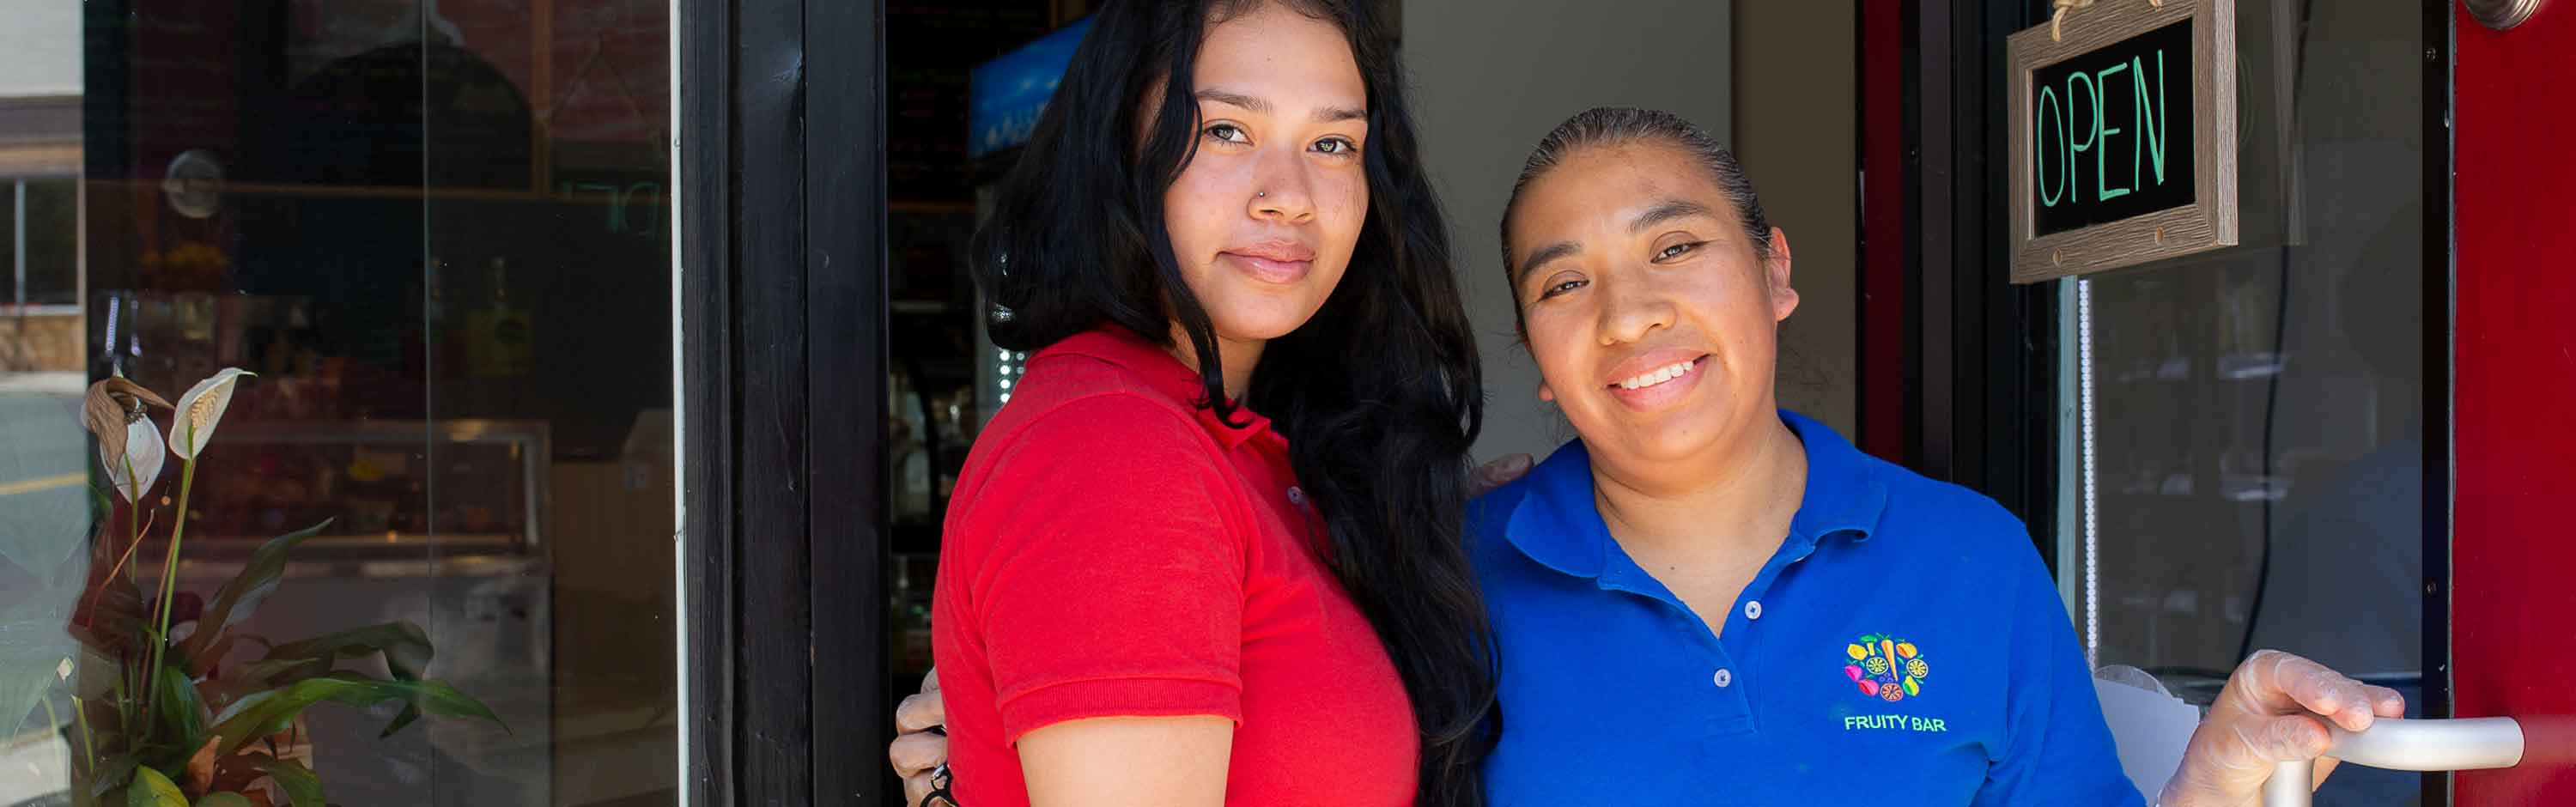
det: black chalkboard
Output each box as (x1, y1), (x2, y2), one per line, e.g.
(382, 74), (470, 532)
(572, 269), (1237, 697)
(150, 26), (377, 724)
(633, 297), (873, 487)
(2032, 20), (2195, 237)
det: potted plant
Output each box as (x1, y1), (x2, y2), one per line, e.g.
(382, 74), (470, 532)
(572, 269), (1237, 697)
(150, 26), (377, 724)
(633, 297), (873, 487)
(3, 368), (503, 807)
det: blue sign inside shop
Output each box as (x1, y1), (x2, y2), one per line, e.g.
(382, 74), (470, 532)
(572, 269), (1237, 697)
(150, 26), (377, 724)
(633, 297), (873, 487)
(969, 18), (1096, 161)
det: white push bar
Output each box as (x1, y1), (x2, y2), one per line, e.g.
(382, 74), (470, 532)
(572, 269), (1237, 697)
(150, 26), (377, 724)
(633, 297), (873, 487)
(2262, 717), (2525, 806)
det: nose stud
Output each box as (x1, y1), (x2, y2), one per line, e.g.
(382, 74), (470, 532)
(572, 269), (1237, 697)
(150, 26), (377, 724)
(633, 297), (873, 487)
(1257, 191), (1267, 198)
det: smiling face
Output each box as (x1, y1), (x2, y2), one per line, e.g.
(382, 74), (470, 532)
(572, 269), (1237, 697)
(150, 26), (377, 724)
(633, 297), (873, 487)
(1506, 142), (1798, 469)
(1157, 2), (1372, 353)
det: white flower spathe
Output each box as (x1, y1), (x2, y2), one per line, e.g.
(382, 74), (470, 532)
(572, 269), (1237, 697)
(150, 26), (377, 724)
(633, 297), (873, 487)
(168, 368), (254, 460)
(102, 416), (167, 502)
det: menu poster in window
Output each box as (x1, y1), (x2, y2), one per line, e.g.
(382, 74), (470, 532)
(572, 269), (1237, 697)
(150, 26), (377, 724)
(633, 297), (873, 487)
(2009, 0), (2238, 283)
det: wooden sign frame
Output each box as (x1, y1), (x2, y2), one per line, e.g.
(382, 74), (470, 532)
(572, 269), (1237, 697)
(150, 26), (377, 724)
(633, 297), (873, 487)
(2008, 0), (2237, 283)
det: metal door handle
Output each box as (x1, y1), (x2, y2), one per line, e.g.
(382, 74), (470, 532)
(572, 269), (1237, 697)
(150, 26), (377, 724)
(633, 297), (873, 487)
(2466, 0), (2544, 30)
(2261, 717), (2524, 806)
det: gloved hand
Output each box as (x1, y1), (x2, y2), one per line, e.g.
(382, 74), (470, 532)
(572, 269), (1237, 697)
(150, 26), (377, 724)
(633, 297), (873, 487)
(2158, 650), (2406, 806)
(889, 668), (950, 807)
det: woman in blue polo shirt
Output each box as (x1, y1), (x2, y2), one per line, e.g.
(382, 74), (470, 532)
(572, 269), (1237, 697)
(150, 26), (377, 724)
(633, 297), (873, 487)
(1475, 106), (2397, 804)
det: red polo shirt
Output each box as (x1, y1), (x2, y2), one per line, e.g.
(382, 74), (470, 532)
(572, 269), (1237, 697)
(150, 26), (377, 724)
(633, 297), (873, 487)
(931, 325), (1419, 806)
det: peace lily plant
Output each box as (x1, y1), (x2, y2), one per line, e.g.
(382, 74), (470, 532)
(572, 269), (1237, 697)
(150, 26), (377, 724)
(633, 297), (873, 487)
(2, 368), (504, 807)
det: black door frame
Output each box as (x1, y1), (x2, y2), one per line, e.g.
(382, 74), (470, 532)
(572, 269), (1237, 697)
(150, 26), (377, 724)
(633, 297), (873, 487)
(1904, 0), (2061, 555)
(2418, 0), (2455, 790)
(679, 0), (892, 803)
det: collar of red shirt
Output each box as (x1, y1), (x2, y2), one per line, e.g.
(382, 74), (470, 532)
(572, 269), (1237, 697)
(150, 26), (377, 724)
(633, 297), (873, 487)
(1041, 325), (1284, 452)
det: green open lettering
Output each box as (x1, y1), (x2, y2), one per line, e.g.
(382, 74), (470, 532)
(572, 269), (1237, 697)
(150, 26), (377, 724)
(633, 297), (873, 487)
(2094, 62), (2129, 202)
(2134, 51), (2170, 191)
(2038, 85), (2067, 207)
(2067, 71), (2098, 203)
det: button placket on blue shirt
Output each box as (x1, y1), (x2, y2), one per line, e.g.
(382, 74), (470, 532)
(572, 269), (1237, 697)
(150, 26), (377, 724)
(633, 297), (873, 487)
(1595, 540), (1764, 738)
(1711, 525), (1840, 735)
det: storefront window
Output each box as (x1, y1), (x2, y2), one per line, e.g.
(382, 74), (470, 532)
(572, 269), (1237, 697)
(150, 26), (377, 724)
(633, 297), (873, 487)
(1, 178), (80, 308)
(2059, 0), (2424, 800)
(1, 2), (677, 804)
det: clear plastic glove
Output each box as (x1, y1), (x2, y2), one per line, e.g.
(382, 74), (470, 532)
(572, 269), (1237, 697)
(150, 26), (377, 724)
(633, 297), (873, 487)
(889, 668), (951, 806)
(2158, 650), (2407, 806)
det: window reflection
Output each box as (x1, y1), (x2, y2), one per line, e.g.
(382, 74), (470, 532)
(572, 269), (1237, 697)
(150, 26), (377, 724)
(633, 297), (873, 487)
(2069, 0), (2424, 802)
(1, 2), (676, 805)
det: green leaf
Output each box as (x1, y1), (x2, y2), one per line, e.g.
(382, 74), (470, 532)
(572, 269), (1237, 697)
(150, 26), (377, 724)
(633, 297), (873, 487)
(192, 794), (252, 807)
(204, 682), (344, 758)
(88, 755), (139, 799)
(380, 677), (505, 737)
(152, 662), (205, 756)
(257, 621), (432, 682)
(179, 520), (331, 664)
(184, 634), (235, 679)
(125, 767), (185, 807)
(253, 756), (325, 807)
(70, 578), (149, 658)
(206, 672), (506, 756)
(228, 657), (325, 688)
(379, 702), (425, 738)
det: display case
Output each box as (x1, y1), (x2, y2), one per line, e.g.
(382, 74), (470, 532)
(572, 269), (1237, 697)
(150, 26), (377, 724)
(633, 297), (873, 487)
(176, 418), (549, 557)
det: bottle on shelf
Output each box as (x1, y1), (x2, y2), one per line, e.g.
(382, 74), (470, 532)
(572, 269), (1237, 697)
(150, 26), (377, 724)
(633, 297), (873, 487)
(467, 258), (535, 379)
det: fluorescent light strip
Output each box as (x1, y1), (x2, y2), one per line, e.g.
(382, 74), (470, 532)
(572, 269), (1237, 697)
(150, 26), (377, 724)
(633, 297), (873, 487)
(2077, 277), (2100, 668)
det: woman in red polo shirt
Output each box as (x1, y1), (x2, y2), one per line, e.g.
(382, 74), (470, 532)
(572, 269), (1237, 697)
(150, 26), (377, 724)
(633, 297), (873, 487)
(924, 1), (1497, 805)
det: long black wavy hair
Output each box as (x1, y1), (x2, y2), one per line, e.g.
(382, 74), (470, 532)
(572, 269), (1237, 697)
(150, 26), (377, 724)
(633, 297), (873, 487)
(971, 1), (1498, 802)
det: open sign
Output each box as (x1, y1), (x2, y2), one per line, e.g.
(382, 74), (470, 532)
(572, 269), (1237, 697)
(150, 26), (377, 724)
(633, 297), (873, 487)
(2032, 21), (2194, 237)
(2009, 0), (2238, 282)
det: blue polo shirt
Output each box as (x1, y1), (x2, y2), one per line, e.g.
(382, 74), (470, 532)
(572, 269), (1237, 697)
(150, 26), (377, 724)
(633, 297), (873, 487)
(1468, 411), (2144, 805)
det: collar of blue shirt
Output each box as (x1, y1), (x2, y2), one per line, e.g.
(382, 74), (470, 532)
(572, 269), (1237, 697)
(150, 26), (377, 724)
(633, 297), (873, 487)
(1499, 410), (1890, 580)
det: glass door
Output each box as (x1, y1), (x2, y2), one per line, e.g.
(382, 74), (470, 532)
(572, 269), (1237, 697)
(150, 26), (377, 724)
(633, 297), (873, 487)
(2052, 0), (2432, 804)
(0, 2), (679, 804)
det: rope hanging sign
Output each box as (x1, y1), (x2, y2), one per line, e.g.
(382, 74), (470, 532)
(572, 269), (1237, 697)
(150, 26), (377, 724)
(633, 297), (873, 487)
(2051, 0), (2167, 43)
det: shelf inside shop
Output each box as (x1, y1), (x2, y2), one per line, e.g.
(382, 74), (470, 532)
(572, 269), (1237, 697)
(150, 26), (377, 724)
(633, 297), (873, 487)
(891, 523), (943, 556)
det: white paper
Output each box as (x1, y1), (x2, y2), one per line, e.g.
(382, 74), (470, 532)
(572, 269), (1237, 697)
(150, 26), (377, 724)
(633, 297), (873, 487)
(2095, 674), (2202, 801)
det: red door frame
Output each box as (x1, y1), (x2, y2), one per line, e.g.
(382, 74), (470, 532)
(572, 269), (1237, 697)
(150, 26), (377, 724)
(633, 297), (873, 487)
(2452, 1), (2576, 798)
(1858, 0), (1909, 464)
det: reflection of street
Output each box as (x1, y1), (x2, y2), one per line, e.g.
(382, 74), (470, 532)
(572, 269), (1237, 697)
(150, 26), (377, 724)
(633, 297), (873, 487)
(0, 373), (86, 807)
(1, 721), (70, 798)
(2, 722), (72, 805)
(0, 473), (81, 496)
(0, 372), (89, 541)
(0, 374), (87, 484)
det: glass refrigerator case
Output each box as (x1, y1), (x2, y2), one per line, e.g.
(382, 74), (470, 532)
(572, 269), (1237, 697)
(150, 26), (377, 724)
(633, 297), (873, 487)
(163, 417), (556, 804)
(179, 418), (548, 555)
(883, 4), (1080, 726)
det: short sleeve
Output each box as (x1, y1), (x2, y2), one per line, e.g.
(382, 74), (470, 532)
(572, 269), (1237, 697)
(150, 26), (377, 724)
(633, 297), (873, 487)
(957, 393), (1248, 743)
(1971, 531), (2151, 807)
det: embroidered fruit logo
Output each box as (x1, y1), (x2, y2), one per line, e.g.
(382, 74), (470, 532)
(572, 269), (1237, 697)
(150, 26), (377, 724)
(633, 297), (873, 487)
(1842, 634), (1928, 702)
